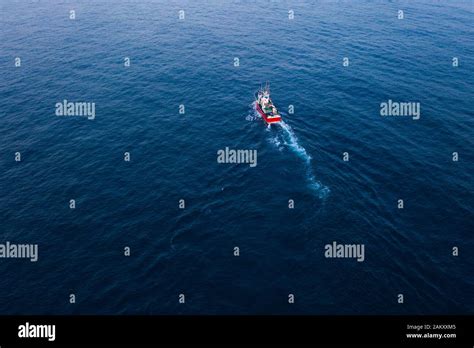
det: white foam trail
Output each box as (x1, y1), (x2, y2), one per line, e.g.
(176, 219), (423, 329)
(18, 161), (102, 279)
(277, 121), (330, 198)
(279, 121), (311, 164)
(247, 103), (328, 197)
(268, 134), (283, 150)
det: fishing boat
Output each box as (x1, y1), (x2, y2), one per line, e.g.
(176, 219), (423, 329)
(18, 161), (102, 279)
(255, 84), (282, 124)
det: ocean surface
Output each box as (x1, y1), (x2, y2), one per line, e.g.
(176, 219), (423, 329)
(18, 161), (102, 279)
(0, 0), (473, 314)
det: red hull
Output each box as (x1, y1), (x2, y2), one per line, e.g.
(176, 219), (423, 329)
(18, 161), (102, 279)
(256, 101), (281, 124)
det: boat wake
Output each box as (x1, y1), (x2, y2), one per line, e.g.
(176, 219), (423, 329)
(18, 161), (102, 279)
(277, 121), (330, 198)
(247, 102), (329, 198)
(278, 121), (312, 165)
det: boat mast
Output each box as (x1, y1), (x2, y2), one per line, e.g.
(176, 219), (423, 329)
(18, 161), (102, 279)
(264, 81), (270, 94)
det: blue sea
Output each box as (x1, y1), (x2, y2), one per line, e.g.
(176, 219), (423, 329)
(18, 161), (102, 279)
(0, 0), (473, 315)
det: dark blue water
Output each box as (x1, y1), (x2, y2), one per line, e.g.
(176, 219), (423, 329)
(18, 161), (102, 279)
(1, 0), (473, 314)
